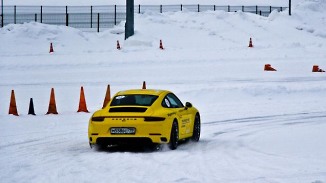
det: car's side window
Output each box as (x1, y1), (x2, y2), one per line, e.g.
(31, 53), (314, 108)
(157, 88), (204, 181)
(162, 98), (171, 108)
(162, 93), (184, 108)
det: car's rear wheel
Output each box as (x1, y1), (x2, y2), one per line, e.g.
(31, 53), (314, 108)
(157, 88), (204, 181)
(191, 114), (201, 142)
(168, 120), (179, 150)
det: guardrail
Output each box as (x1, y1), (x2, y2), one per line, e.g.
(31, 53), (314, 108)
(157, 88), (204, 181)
(0, 5), (287, 31)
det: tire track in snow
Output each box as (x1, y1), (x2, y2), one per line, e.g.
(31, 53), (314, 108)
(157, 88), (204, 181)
(195, 111), (326, 182)
(204, 111), (326, 126)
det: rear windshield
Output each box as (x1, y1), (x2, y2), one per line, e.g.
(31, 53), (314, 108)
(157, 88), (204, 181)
(110, 94), (158, 106)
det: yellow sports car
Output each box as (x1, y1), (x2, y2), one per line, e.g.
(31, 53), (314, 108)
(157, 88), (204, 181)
(88, 89), (200, 150)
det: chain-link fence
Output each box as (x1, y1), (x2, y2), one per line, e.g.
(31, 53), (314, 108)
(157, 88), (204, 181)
(0, 5), (287, 31)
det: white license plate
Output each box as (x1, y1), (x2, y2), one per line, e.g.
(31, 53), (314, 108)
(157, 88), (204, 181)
(110, 127), (136, 134)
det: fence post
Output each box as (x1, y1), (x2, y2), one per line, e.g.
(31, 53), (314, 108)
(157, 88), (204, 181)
(91, 6), (93, 28)
(256, 5), (258, 14)
(160, 5), (162, 13)
(114, 5), (117, 25)
(40, 6), (43, 23)
(1, 0), (3, 27)
(280, 7), (283, 11)
(260, 10), (262, 16)
(289, 0), (291, 15)
(97, 13), (99, 32)
(214, 5), (216, 11)
(228, 5), (230, 12)
(138, 4), (140, 14)
(181, 4), (182, 11)
(242, 6), (244, 12)
(270, 6), (272, 13)
(14, 5), (16, 24)
(66, 13), (68, 26)
(35, 14), (37, 22)
(198, 4), (200, 12)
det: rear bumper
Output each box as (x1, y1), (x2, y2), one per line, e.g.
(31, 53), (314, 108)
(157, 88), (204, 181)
(96, 137), (157, 146)
(89, 135), (169, 146)
(89, 134), (169, 145)
(88, 120), (171, 145)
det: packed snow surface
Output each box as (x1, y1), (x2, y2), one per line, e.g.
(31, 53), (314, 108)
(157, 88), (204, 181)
(1, 0), (326, 182)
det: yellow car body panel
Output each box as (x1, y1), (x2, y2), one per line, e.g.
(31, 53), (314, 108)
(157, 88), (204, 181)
(88, 89), (200, 147)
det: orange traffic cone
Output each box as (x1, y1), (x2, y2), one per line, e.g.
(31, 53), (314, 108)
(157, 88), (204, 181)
(77, 86), (89, 113)
(248, 38), (253, 48)
(264, 64), (277, 71)
(102, 84), (111, 109)
(49, 43), (54, 53)
(312, 65), (325, 72)
(159, 40), (164, 50)
(46, 88), (58, 114)
(312, 65), (319, 72)
(117, 40), (121, 50)
(142, 81), (147, 89)
(8, 90), (19, 116)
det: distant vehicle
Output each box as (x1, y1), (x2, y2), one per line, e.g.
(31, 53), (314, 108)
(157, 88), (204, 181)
(88, 89), (200, 150)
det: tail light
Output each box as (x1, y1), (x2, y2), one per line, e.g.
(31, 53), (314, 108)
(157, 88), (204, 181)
(144, 117), (165, 122)
(91, 116), (105, 122)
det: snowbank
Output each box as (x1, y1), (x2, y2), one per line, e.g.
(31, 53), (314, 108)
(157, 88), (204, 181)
(1, 0), (326, 182)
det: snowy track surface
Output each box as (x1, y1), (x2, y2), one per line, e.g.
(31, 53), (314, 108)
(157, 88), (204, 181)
(1, 111), (326, 183)
(1, 0), (326, 182)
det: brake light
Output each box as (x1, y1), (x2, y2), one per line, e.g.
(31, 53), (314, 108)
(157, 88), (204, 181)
(92, 116), (105, 122)
(144, 117), (166, 122)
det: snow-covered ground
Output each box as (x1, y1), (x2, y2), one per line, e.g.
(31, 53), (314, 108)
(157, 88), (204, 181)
(1, 0), (326, 182)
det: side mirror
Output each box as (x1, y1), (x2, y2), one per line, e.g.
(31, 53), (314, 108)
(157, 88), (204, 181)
(185, 102), (192, 109)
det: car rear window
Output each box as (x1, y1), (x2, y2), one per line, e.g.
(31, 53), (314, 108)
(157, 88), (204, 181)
(110, 94), (158, 106)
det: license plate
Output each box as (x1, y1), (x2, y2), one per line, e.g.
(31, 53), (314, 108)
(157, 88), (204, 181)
(110, 127), (136, 134)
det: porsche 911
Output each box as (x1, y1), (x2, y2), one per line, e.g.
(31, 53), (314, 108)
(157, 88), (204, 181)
(88, 89), (200, 150)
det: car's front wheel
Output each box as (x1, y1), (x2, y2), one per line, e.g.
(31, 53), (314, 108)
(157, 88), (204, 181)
(168, 120), (179, 150)
(191, 114), (201, 142)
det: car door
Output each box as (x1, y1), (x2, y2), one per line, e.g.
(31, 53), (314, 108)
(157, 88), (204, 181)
(163, 93), (192, 137)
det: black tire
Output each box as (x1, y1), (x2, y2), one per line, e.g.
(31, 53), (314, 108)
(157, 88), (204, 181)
(191, 114), (201, 142)
(168, 120), (179, 150)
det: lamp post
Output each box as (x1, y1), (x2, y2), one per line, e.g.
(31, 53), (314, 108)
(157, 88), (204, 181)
(125, 0), (134, 40)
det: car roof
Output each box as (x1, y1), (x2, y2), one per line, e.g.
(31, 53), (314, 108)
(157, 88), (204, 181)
(116, 89), (170, 96)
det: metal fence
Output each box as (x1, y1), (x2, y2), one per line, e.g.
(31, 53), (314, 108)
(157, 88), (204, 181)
(0, 5), (287, 31)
